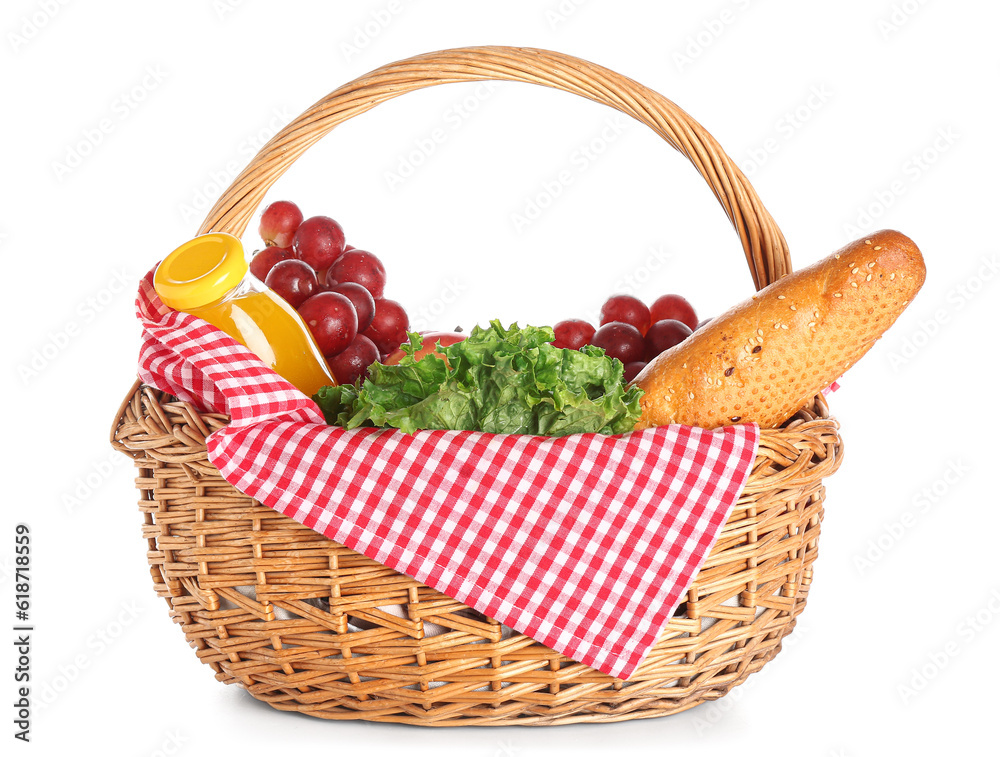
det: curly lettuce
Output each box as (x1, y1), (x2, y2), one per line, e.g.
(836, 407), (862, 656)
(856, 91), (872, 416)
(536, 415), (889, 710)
(314, 320), (643, 436)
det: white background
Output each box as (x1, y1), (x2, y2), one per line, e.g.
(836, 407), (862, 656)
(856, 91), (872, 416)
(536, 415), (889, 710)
(3, 1), (998, 754)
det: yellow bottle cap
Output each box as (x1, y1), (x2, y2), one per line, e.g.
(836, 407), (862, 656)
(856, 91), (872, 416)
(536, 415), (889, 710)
(154, 233), (249, 311)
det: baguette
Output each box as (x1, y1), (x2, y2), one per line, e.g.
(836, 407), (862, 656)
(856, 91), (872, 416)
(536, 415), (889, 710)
(633, 229), (926, 430)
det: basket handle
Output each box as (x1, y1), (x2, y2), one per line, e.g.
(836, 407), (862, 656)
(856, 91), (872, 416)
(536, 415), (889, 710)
(198, 46), (790, 290)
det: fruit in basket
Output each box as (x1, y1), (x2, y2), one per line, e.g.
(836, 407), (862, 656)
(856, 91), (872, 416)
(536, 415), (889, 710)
(259, 200), (304, 248)
(552, 319), (596, 351)
(328, 282), (376, 333)
(644, 319), (693, 360)
(633, 230), (927, 430)
(623, 361), (646, 383)
(327, 334), (381, 385)
(364, 298), (410, 355)
(650, 293), (698, 331)
(298, 292), (359, 357)
(383, 331), (465, 366)
(554, 292), (701, 358)
(265, 259), (319, 308)
(600, 294), (651, 335)
(293, 215), (347, 270)
(326, 249), (387, 299)
(590, 322), (645, 364)
(249, 246), (293, 281)
(256, 202), (415, 367)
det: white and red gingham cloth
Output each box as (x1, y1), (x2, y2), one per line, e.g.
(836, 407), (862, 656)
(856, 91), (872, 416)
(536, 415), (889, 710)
(135, 268), (760, 680)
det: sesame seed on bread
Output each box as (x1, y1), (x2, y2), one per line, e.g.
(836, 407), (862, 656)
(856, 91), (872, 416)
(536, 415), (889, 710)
(632, 229), (926, 430)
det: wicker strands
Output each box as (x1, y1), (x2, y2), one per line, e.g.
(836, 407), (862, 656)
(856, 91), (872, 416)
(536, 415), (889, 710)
(197, 46), (790, 292)
(111, 387), (840, 724)
(110, 47), (844, 725)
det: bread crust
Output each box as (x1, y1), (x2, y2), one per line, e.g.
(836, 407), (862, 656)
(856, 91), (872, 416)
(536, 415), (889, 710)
(633, 230), (926, 430)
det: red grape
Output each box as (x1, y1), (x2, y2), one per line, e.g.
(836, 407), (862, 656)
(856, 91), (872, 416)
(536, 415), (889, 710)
(249, 246), (293, 281)
(696, 317), (712, 330)
(265, 259), (318, 308)
(645, 318), (693, 360)
(326, 249), (386, 299)
(590, 322), (645, 364)
(293, 216), (346, 271)
(298, 292), (359, 357)
(259, 200), (303, 248)
(329, 282), (376, 333)
(315, 243), (353, 284)
(327, 335), (380, 385)
(623, 361), (647, 383)
(650, 294), (698, 331)
(600, 294), (651, 335)
(552, 319), (596, 351)
(363, 298), (409, 354)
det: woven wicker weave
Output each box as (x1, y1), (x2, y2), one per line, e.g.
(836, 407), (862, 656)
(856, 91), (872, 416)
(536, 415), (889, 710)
(110, 46), (843, 725)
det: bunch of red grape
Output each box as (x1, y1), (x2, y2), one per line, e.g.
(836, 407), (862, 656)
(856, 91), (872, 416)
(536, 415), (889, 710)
(250, 200), (409, 385)
(553, 294), (710, 382)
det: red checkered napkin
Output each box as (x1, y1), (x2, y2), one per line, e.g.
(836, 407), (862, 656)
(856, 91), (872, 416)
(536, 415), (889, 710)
(135, 269), (759, 680)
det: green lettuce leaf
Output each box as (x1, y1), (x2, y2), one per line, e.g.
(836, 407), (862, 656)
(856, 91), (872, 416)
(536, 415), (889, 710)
(313, 320), (643, 437)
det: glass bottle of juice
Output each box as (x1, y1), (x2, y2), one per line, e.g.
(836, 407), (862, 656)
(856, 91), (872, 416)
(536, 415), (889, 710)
(153, 232), (337, 396)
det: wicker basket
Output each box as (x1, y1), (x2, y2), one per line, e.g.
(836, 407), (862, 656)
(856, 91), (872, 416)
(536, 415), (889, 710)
(110, 46), (843, 726)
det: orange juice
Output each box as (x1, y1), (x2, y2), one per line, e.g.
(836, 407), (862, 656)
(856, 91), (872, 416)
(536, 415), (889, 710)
(154, 233), (336, 396)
